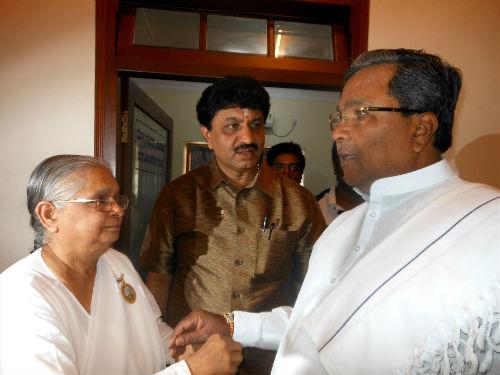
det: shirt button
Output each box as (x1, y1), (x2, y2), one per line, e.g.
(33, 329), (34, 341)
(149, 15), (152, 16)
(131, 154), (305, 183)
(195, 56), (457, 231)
(369, 211), (377, 217)
(330, 277), (337, 284)
(236, 227), (245, 234)
(233, 292), (242, 299)
(236, 197), (243, 204)
(234, 259), (244, 265)
(354, 245), (360, 252)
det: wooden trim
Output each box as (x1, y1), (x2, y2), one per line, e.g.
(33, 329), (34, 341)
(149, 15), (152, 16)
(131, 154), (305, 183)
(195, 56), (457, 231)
(116, 8), (135, 49)
(268, 18), (274, 57)
(95, 0), (119, 173)
(333, 25), (348, 66)
(349, 0), (370, 59)
(115, 41), (348, 86)
(199, 13), (207, 51)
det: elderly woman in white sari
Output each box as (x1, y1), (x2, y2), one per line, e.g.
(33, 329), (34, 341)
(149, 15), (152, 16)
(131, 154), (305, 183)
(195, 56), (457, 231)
(0, 155), (242, 375)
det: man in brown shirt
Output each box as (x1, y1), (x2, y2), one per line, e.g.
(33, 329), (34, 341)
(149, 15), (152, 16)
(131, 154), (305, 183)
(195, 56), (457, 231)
(140, 76), (325, 374)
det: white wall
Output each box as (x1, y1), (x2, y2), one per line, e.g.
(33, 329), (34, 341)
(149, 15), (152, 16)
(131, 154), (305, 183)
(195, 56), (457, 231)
(0, 0), (95, 271)
(369, 0), (500, 188)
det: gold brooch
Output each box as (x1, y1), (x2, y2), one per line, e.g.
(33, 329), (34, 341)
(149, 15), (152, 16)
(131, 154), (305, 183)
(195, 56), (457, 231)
(117, 273), (136, 304)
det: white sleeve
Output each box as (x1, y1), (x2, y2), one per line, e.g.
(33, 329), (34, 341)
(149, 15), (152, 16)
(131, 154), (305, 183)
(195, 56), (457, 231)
(157, 319), (175, 365)
(232, 306), (292, 350)
(156, 360), (191, 375)
(141, 275), (176, 366)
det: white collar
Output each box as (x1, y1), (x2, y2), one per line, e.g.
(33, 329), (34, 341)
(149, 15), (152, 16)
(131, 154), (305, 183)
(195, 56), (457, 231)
(366, 159), (456, 201)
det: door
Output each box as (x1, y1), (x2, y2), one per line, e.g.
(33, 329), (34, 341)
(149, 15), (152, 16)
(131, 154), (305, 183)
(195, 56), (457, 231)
(118, 78), (173, 278)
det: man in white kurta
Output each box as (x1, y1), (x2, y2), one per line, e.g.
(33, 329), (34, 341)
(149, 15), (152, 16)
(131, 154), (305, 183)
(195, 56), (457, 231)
(233, 159), (499, 374)
(168, 49), (500, 375)
(0, 248), (190, 374)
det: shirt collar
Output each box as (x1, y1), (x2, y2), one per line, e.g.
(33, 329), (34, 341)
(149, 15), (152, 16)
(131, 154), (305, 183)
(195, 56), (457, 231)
(367, 159), (456, 201)
(202, 158), (275, 196)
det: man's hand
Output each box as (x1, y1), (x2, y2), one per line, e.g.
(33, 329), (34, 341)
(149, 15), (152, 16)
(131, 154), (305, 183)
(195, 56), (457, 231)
(169, 309), (230, 358)
(184, 334), (242, 375)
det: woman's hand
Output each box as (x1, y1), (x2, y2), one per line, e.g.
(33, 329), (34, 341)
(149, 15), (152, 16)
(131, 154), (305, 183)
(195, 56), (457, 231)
(184, 334), (242, 375)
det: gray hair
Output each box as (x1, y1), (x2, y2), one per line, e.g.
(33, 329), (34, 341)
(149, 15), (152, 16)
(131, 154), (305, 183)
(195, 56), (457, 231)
(345, 49), (462, 153)
(27, 155), (111, 250)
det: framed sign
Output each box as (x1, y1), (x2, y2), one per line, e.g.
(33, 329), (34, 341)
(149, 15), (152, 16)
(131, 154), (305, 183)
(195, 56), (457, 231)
(183, 142), (214, 173)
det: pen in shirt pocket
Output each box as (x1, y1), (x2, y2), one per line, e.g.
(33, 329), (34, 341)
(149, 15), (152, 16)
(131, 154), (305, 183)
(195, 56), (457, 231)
(268, 222), (275, 240)
(262, 217), (280, 240)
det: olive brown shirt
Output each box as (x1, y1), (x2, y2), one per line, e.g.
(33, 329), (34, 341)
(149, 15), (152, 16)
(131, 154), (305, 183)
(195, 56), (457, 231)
(140, 158), (325, 326)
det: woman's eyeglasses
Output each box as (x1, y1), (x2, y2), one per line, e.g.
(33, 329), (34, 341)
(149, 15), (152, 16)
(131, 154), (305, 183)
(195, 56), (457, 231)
(53, 194), (129, 212)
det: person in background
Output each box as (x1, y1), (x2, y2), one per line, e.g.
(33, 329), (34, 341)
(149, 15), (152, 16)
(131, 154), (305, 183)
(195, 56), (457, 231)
(167, 49), (500, 374)
(265, 141), (305, 184)
(140, 76), (325, 374)
(0, 154), (242, 375)
(316, 142), (364, 224)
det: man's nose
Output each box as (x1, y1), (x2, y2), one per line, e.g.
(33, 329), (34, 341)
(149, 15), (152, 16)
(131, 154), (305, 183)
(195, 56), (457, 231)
(332, 122), (350, 142)
(283, 167), (293, 177)
(238, 123), (256, 143)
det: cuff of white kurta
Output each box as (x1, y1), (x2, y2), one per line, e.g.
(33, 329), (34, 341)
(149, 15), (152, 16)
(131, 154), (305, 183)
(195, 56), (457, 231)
(159, 360), (191, 375)
(233, 307), (290, 350)
(233, 310), (262, 347)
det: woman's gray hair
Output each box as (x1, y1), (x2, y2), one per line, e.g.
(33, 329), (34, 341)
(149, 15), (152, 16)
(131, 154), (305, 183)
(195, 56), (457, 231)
(27, 155), (112, 250)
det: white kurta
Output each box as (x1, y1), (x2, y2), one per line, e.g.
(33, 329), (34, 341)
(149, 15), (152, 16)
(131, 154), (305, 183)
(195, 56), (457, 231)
(234, 160), (500, 374)
(0, 249), (190, 375)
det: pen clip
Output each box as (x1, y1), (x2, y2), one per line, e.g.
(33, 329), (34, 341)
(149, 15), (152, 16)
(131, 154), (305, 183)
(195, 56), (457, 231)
(262, 216), (269, 232)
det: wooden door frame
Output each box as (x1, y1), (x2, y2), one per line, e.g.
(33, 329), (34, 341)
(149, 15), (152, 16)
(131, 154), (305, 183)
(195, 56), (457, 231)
(94, 0), (369, 172)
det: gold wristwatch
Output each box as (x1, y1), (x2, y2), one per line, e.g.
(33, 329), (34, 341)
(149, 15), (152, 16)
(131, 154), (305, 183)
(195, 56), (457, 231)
(221, 312), (234, 337)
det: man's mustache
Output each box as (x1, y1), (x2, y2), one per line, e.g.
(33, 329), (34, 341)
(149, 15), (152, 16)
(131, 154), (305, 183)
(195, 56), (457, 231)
(233, 143), (259, 152)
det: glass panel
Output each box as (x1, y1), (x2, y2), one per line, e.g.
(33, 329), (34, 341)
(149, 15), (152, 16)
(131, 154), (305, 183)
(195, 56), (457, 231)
(130, 106), (169, 275)
(274, 21), (333, 61)
(207, 15), (267, 55)
(134, 8), (200, 49)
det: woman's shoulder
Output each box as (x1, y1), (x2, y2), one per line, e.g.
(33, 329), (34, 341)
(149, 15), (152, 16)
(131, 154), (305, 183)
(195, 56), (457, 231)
(100, 249), (138, 275)
(1, 250), (64, 307)
(2, 250), (47, 282)
(101, 248), (132, 263)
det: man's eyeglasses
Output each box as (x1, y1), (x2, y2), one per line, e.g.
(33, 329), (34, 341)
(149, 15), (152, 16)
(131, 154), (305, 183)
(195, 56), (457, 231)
(54, 194), (130, 212)
(329, 106), (424, 131)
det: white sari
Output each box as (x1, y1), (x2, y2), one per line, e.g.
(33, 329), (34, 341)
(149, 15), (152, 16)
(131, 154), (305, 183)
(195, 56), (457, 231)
(0, 249), (189, 375)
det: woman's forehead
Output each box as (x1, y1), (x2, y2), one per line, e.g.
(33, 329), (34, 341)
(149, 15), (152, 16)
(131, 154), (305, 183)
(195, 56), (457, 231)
(70, 167), (118, 195)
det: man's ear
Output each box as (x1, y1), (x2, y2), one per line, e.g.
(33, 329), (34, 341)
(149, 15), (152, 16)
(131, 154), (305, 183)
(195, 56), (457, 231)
(412, 112), (439, 153)
(200, 125), (213, 149)
(35, 201), (60, 234)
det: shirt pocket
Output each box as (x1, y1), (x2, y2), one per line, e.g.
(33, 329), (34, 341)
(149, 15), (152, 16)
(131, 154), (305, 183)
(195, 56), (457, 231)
(254, 228), (299, 279)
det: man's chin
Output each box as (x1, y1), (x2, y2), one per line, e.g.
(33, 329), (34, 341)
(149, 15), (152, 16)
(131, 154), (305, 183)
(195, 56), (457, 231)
(233, 157), (260, 170)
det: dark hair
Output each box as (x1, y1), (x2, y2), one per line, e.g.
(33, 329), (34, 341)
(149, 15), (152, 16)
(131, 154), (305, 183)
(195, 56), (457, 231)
(196, 76), (270, 130)
(345, 49), (462, 152)
(266, 142), (305, 171)
(27, 155), (111, 249)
